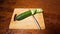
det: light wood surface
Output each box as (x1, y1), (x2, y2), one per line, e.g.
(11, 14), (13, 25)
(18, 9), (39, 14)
(9, 8), (45, 29)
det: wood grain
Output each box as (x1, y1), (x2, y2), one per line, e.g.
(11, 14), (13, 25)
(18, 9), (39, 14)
(0, 0), (60, 34)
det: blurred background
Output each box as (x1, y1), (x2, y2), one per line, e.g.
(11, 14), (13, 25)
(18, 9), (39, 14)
(0, 0), (60, 34)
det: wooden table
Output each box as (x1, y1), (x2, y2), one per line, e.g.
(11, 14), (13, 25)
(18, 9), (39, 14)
(0, 0), (60, 34)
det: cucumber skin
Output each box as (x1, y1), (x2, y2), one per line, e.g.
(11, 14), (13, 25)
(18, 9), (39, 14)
(15, 10), (32, 20)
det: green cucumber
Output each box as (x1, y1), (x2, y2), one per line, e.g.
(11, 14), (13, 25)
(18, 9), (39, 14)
(15, 9), (43, 20)
(15, 10), (32, 20)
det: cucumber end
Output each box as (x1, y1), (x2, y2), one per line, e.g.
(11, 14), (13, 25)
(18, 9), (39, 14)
(36, 9), (43, 13)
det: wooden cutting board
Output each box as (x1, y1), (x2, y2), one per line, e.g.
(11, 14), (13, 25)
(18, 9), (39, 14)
(9, 8), (45, 29)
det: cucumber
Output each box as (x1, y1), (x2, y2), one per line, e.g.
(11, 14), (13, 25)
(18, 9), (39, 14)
(15, 10), (32, 20)
(15, 9), (43, 20)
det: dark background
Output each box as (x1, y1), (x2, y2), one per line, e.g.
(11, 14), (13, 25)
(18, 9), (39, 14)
(0, 0), (60, 34)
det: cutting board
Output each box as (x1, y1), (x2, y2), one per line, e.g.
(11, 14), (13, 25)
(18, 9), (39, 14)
(9, 8), (45, 29)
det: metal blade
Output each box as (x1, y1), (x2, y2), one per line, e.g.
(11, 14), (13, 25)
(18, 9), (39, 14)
(32, 15), (40, 29)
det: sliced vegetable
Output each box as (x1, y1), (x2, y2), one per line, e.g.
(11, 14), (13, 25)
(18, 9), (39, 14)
(15, 9), (43, 20)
